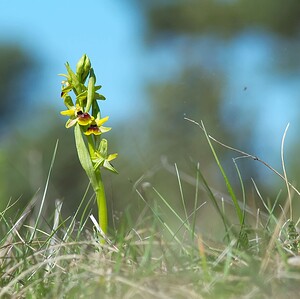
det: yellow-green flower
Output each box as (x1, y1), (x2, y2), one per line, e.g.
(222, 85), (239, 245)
(84, 116), (111, 136)
(92, 138), (118, 173)
(60, 104), (93, 128)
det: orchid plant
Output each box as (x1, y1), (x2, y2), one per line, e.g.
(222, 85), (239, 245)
(59, 54), (118, 237)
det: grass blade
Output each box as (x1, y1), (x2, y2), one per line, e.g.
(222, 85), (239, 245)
(200, 121), (243, 226)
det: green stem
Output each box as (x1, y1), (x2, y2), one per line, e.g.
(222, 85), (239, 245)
(86, 134), (108, 235)
(96, 173), (108, 235)
(86, 135), (96, 159)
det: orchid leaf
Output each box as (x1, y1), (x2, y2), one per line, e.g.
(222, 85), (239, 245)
(74, 123), (99, 191)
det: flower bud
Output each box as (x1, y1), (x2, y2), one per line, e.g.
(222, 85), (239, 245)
(99, 139), (108, 157)
(76, 54), (91, 83)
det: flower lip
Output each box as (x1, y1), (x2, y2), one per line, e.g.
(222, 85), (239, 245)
(77, 111), (93, 126)
(84, 124), (102, 135)
(83, 116), (111, 135)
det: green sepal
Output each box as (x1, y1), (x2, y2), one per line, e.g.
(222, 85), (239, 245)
(93, 153), (118, 174)
(65, 118), (77, 128)
(58, 73), (68, 79)
(74, 124), (99, 191)
(94, 85), (106, 100)
(61, 86), (73, 98)
(97, 139), (118, 174)
(95, 93), (106, 100)
(103, 159), (118, 174)
(93, 156), (105, 170)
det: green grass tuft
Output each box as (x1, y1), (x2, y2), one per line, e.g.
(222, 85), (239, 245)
(1, 123), (300, 298)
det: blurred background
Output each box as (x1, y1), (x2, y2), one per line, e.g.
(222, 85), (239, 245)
(1, 0), (300, 235)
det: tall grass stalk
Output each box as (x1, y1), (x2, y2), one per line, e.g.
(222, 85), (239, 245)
(191, 163), (200, 241)
(174, 163), (189, 227)
(29, 140), (59, 243)
(200, 121), (244, 227)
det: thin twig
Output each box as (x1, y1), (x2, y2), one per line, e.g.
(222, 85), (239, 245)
(280, 123), (292, 219)
(184, 117), (300, 197)
(89, 215), (119, 252)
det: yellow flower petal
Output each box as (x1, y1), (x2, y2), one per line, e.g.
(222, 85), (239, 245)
(95, 116), (109, 127)
(100, 126), (111, 133)
(65, 118), (78, 128)
(107, 153), (118, 162)
(60, 108), (75, 116)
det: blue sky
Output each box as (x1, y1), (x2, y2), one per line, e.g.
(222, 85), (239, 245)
(0, 0), (146, 122)
(0, 0), (299, 172)
(222, 32), (300, 152)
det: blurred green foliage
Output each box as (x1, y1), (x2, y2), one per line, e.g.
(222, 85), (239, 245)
(144, 0), (300, 38)
(1, 0), (300, 229)
(0, 46), (35, 129)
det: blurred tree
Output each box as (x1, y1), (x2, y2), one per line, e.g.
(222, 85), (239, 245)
(127, 0), (300, 215)
(144, 0), (300, 39)
(0, 45), (36, 132)
(0, 44), (37, 211)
